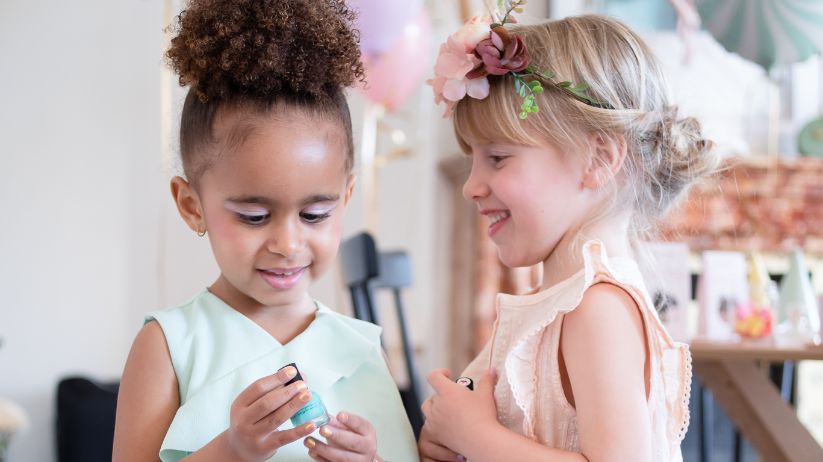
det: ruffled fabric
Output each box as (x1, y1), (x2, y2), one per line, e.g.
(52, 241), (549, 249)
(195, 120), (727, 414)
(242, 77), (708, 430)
(462, 240), (691, 460)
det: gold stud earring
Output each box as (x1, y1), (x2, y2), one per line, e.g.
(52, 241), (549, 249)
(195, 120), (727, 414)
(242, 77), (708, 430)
(197, 229), (206, 237)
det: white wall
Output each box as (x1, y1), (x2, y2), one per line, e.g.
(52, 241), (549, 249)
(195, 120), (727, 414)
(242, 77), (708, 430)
(0, 2), (461, 461)
(0, 1), (166, 460)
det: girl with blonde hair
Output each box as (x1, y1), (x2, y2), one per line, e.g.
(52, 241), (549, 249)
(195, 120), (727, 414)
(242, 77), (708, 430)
(420, 8), (716, 462)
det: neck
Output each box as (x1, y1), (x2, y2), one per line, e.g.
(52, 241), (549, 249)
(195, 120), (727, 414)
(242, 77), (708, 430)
(540, 213), (632, 289)
(208, 275), (317, 343)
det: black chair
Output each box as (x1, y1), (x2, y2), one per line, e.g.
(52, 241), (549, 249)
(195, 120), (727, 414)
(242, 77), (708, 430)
(339, 232), (424, 438)
(56, 377), (119, 462)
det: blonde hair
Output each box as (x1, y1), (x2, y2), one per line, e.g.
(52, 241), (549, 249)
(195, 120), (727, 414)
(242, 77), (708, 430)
(454, 14), (718, 240)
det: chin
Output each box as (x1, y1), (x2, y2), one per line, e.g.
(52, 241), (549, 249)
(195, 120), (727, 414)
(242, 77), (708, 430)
(496, 249), (528, 269)
(497, 246), (548, 269)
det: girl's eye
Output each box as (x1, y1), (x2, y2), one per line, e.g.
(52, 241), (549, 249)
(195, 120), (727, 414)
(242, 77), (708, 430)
(236, 213), (270, 225)
(301, 211), (332, 224)
(489, 155), (507, 165)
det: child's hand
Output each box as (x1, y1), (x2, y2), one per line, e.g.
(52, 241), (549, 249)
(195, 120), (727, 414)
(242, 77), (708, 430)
(418, 421), (461, 462)
(421, 368), (502, 453)
(304, 412), (378, 462)
(225, 366), (317, 461)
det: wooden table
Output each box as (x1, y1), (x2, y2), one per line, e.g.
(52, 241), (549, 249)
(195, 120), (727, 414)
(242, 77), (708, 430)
(690, 340), (823, 462)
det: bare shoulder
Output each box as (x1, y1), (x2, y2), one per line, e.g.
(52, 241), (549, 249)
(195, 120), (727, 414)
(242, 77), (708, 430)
(563, 282), (645, 346)
(560, 282), (649, 401)
(112, 321), (179, 462)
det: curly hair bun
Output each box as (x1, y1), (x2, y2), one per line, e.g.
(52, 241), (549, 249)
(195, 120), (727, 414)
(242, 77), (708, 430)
(166, 0), (364, 101)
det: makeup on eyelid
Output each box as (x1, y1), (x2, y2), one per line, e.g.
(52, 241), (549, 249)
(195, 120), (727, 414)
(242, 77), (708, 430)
(225, 202), (268, 216)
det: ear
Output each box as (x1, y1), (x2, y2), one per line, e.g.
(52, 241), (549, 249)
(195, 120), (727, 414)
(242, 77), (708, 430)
(343, 174), (356, 205)
(170, 176), (206, 234)
(582, 133), (626, 190)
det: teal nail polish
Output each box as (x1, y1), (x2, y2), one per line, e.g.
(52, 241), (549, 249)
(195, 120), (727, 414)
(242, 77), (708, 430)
(279, 363), (330, 428)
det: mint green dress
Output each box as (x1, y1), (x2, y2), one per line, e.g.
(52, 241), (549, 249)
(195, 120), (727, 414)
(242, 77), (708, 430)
(146, 289), (418, 462)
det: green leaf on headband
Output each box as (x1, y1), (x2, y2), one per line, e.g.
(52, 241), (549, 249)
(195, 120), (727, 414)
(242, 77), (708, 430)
(570, 82), (589, 93)
(557, 81), (571, 88)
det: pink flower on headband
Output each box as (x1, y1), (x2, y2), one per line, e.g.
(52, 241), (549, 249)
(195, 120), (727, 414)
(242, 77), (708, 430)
(428, 2), (608, 119)
(427, 16), (492, 116)
(467, 26), (529, 79)
(452, 15), (493, 52)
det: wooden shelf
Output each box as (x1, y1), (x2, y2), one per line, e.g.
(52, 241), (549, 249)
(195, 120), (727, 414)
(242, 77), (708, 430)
(690, 339), (823, 361)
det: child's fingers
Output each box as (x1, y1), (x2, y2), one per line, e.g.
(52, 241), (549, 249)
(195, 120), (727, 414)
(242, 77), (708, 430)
(261, 420), (317, 450)
(247, 380), (307, 423)
(235, 366), (297, 407)
(306, 437), (365, 462)
(419, 438), (460, 461)
(475, 367), (498, 396)
(319, 423), (371, 453)
(335, 411), (374, 437)
(421, 397), (432, 418)
(308, 451), (332, 462)
(254, 390), (312, 430)
(427, 369), (456, 394)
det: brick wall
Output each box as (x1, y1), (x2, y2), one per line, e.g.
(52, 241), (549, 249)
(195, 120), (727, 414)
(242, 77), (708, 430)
(659, 157), (823, 255)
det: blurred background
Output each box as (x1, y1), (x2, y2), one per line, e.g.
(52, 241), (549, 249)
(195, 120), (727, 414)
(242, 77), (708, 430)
(2, 1), (823, 461)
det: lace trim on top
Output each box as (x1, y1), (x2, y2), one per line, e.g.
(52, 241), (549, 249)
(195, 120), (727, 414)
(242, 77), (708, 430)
(494, 240), (692, 451)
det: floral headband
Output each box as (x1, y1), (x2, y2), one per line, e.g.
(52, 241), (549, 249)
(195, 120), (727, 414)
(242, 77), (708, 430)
(428, 0), (612, 118)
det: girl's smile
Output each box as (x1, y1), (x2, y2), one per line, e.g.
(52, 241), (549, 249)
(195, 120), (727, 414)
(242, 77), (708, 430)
(480, 209), (511, 237)
(257, 266), (308, 290)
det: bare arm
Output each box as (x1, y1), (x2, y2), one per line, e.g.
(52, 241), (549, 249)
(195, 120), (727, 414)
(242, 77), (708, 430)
(112, 321), (179, 462)
(561, 283), (651, 462)
(424, 283), (652, 462)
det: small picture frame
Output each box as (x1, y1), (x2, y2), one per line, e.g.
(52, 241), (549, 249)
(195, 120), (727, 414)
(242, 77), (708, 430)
(641, 242), (692, 342)
(697, 251), (750, 341)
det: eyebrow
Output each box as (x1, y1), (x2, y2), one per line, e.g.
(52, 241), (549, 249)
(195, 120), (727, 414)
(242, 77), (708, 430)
(225, 194), (340, 206)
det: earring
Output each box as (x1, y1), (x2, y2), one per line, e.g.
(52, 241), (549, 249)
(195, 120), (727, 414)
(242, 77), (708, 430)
(197, 229), (206, 237)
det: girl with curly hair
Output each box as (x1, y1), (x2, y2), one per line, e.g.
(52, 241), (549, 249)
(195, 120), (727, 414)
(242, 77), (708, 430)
(112, 1), (417, 461)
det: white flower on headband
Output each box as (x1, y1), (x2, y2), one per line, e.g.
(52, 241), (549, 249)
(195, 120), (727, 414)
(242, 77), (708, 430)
(427, 16), (492, 117)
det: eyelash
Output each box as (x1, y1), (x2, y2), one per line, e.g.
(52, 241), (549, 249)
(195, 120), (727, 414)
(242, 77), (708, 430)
(300, 211), (332, 224)
(489, 154), (508, 166)
(235, 213), (270, 226)
(234, 211), (332, 226)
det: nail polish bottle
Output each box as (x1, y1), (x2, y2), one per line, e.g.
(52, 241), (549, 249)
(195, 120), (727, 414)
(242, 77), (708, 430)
(455, 377), (474, 462)
(456, 377), (474, 390)
(280, 363), (330, 428)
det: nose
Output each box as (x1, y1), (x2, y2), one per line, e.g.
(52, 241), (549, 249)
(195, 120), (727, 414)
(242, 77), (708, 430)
(462, 158), (489, 202)
(266, 217), (303, 258)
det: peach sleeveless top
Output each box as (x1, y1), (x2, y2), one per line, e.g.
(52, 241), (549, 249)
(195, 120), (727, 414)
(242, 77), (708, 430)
(461, 241), (691, 461)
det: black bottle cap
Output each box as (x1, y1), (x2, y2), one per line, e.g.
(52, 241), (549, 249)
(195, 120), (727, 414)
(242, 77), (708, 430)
(456, 377), (474, 390)
(279, 362), (304, 386)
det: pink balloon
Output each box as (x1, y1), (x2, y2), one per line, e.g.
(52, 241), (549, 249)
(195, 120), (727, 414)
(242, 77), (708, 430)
(359, 7), (432, 111)
(348, 0), (422, 56)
